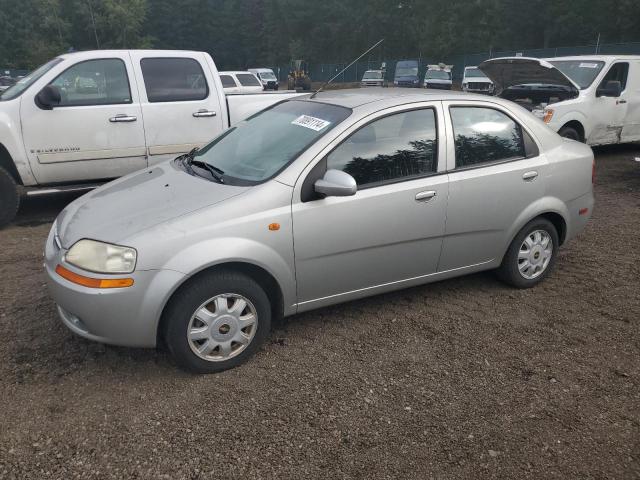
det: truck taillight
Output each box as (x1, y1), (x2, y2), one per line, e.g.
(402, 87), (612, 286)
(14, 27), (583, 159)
(592, 159), (596, 185)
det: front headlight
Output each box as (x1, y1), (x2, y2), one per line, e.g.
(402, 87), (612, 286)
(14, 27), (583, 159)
(65, 239), (137, 274)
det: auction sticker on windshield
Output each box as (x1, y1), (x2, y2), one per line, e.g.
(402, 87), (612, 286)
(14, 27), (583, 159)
(292, 115), (331, 131)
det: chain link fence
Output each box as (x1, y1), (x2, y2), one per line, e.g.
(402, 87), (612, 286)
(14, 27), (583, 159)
(269, 41), (640, 84)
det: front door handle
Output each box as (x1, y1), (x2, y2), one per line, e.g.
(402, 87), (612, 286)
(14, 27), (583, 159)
(193, 109), (217, 118)
(617, 99), (627, 105)
(109, 114), (137, 123)
(415, 190), (437, 202)
(522, 171), (538, 181)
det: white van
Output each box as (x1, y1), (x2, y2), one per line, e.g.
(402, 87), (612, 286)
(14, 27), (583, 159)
(248, 68), (279, 90)
(480, 55), (640, 145)
(219, 71), (264, 94)
(423, 64), (452, 89)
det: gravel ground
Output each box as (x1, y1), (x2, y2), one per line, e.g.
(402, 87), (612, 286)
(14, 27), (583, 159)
(0, 145), (639, 479)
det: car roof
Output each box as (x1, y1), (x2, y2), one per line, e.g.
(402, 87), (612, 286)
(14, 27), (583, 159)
(220, 71), (257, 76)
(543, 55), (640, 62)
(301, 88), (496, 109)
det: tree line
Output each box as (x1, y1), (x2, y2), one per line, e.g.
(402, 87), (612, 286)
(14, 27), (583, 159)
(1, 0), (639, 70)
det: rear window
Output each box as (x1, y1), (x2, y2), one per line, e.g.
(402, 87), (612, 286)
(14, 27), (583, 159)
(236, 73), (261, 87)
(220, 74), (236, 88)
(140, 57), (208, 102)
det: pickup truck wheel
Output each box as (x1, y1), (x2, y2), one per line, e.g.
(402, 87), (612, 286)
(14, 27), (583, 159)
(0, 166), (20, 229)
(558, 126), (581, 142)
(497, 218), (559, 289)
(163, 270), (271, 374)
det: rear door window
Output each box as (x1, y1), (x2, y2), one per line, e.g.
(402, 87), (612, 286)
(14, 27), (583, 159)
(236, 73), (261, 87)
(450, 107), (526, 168)
(140, 57), (208, 102)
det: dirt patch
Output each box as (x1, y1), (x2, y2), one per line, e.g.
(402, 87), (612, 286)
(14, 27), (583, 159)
(0, 145), (639, 479)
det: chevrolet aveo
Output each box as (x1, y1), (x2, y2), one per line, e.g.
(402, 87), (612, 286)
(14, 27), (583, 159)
(45, 89), (594, 373)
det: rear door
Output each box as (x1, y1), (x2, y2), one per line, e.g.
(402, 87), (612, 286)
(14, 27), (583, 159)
(21, 54), (147, 184)
(439, 101), (547, 271)
(130, 51), (225, 165)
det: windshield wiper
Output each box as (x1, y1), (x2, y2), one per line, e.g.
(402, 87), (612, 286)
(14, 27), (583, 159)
(184, 148), (225, 183)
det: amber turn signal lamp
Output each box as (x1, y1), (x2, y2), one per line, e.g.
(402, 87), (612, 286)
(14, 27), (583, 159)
(55, 264), (134, 289)
(268, 223), (280, 231)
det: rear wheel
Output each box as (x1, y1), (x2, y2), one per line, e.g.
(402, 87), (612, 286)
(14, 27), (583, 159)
(163, 270), (271, 373)
(0, 166), (20, 229)
(497, 218), (559, 288)
(558, 126), (581, 142)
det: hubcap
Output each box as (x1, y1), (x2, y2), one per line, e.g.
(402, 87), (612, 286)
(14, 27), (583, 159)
(518, 230), (553, 280)
(187, 294), (258, 362)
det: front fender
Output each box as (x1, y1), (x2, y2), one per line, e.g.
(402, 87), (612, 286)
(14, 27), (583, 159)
(549, 110), (589, 137)
(161, 236), (297, 316)
(0, 98), (36, 185)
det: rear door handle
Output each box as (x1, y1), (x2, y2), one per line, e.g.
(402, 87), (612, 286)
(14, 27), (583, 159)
(109, 114), (137, 123)
(415, 190), (437, 202)
(522, 171), (538, 181)
(193, 109), (217, 118)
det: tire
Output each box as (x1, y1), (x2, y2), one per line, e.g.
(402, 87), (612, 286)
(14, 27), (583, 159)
(0, 166), (20, 229)
(497, 218), (559, 289)
(558, 126), (581, 142)
(162, 270), (271, 374)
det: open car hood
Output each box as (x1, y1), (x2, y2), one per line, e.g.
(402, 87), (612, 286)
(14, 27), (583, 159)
(479, 57), (580, 95)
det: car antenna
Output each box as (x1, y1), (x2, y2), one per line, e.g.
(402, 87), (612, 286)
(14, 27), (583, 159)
(310, 38), (384, 99)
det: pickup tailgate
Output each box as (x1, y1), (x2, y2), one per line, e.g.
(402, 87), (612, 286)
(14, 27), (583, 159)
(226, 91), (307, 126)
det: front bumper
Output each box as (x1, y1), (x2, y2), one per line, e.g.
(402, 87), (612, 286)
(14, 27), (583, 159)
(44, 226), (185, 347)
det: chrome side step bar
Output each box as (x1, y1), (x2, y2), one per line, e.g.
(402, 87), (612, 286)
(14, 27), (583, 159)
(24, 183), (102, 196)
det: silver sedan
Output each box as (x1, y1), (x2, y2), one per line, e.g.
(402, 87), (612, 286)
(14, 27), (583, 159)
(45, 89), (595, 373)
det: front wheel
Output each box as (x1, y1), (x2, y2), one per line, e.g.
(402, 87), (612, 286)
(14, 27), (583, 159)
(0, 166), (20, 229)
(163, 270), (271, 373)
(497, 218), (559, 288)
(558, 126), (581, 142)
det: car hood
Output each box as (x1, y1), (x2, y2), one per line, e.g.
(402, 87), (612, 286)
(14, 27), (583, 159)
(479, 57), (579, 95)
(56, 161), (247, 248)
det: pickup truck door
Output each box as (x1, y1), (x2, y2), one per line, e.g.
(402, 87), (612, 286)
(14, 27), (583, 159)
(621, 60), (640, 143)
(20, 54), (147, 184)
(129, 51), (226, 165)
(589, 62), (630, 145)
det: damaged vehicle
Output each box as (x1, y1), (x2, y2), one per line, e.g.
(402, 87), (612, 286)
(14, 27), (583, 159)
(480, 55), (640, 145)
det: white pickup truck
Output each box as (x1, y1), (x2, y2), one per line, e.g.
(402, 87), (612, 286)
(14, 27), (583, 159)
(480, 55), (640, 145)
(0, 50), (303, 227)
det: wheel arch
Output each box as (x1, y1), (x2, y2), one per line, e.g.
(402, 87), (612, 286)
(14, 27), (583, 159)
(156, 261), (285, 347)
(0, 143), (22, 185)
(559, 120), (586, 142)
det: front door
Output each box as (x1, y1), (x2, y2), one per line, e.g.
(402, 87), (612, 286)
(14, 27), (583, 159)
(129, 52), (226, 165)
(589, 62), (629, 145)
(292, 105), (448, 310)
(439, 102), (547, 271)
(21, 54), (147, 184)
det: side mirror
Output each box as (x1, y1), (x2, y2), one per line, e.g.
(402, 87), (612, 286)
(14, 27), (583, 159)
(314, 169), (357, 197)
(596, 80), (622, 98)
(35, 85), (61, 110)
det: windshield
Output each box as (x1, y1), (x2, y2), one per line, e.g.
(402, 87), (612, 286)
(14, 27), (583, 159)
(426, 70), (451, 80)
(549, 60), (605, 89)
(259, 71), (277, 80)
(464, 68), (488, 79)
(193, 100), (351, 185)
(0, 57), (63, 101)
(396, 66), (418, 77)
(363, 71), (382, 80)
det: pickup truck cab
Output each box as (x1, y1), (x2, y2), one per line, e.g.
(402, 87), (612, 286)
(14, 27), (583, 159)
(0, 50), (302, 227)
(479, 55), (640, 144)
(248, 68), (279, 90)
(219, 71), (264, 94)
(462, 66), (494, 94)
